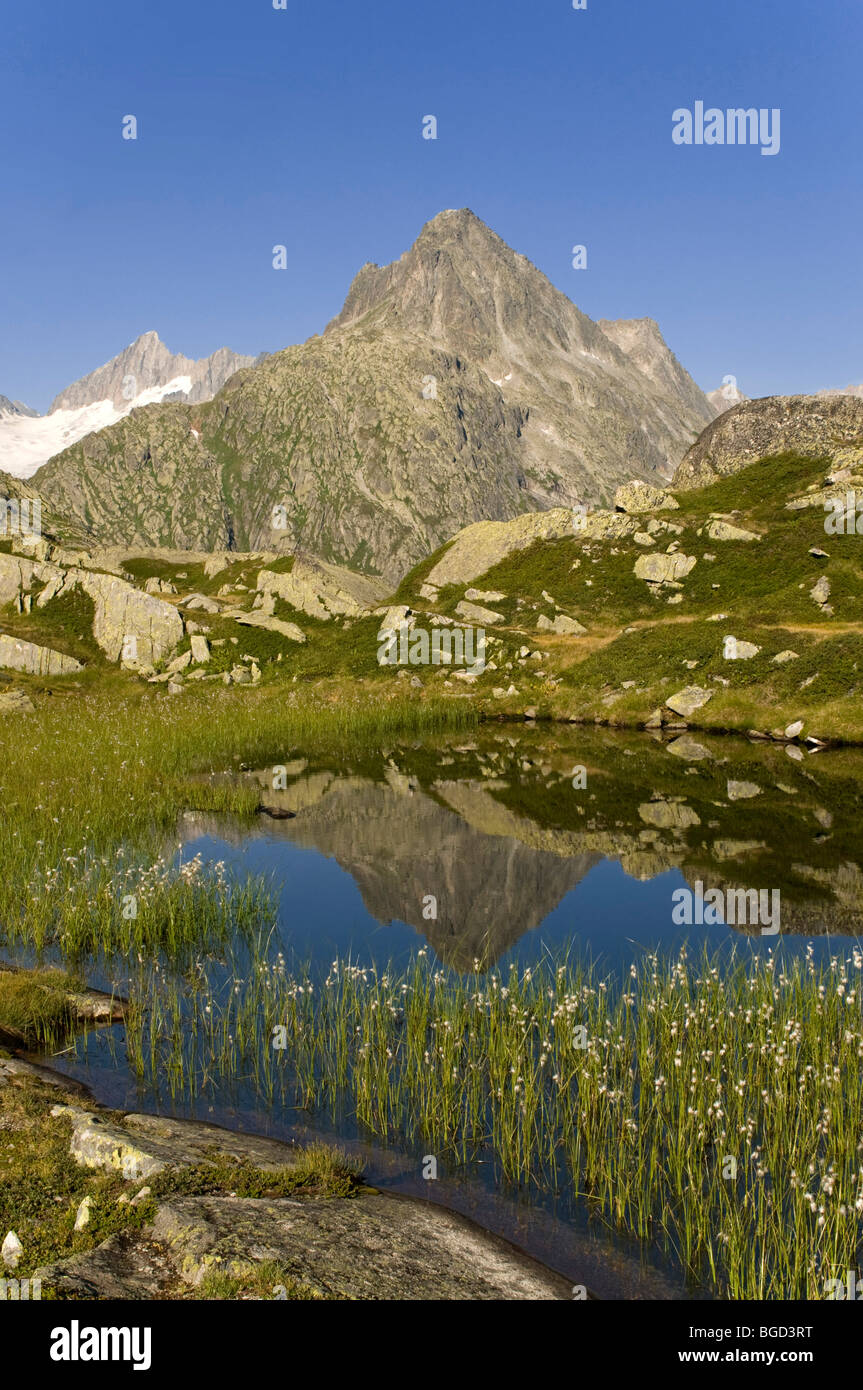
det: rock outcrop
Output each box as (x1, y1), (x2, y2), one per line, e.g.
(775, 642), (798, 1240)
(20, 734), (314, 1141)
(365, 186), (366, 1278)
(613, 480), (679, 514)
(37, 568), (184, 666)
(0, 551), (183, 666)
(33, 1096), (571, 1301)
(634, 552), (697, 586)
(675, 395), (863, 490)
(0, 634), (82, 676)
(425, 509), (574, 588)
(256, 557), (388, 620)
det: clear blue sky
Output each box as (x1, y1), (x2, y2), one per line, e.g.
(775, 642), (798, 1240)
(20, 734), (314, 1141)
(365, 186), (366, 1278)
(1, 0), (860, 413)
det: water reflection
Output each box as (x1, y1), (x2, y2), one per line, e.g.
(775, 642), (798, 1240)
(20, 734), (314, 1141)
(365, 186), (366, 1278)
(180, 726), (863, 970)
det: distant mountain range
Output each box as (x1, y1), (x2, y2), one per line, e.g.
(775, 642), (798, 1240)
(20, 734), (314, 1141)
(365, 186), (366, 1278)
(0, 395), (40, 419)
(0, 334), (256, 479)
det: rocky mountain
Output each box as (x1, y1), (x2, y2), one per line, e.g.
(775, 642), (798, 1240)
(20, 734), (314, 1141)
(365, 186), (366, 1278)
(329, 210), (714, 491)
(31, 211), (715, 581)
(0, 395), (38, 419)
(0, 334), (255, 480)
(597, 317), (713, 428)
(49, 332), (256, 413)
(673, 394), (863, 490)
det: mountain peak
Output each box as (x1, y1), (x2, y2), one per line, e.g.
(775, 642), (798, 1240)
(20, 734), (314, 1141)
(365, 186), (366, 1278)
(49, 334), (255, 414)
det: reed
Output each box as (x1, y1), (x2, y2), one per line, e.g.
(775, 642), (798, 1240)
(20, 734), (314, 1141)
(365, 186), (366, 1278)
(120, 940), (863, 1301)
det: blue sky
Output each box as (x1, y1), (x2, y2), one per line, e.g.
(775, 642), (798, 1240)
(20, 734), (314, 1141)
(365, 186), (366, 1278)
(1, 0), (860, 413)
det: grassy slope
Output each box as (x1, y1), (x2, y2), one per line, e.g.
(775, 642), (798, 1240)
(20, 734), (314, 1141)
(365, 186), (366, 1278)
(3, 450), (863, 738)
(392, 451), (863, 739)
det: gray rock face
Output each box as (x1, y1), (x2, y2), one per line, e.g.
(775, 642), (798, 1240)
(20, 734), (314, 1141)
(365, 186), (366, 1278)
(0, 552), (38, 605)
(0, 551), (183, 665)
(455, 599), (504, 625)
(706, 519), (760, 542)
(665, 686), (714, 719)
(332, 211), (713, 492)
(37, 567), (184, 666)
(675, 395), (863, 490)
(33, 1096), (571, 1301)
(51, 1106), (308, 1181)
(35, 1191), (571, 1301)
(182, 593), (221, 613)
(0, 633), (83, 675)
(148, 1191), (572, 1300)
(810, 575), (831, 608)
(536, 613), (587, 636)
(426, 510), (575, 588)
(727, 780), (762, 801)
(598, 318), (714, 432)
(232, 612), (306, 642)
(189, 635), (211, 663)
(726, 638), (761, 659)
(0, 395), (38, 418)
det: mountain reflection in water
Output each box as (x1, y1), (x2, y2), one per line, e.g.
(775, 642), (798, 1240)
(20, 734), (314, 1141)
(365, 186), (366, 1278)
(179, 726), (863, 970)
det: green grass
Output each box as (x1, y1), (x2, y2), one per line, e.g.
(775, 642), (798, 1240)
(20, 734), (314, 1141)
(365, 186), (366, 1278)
(149, 1145), (362, 1201)
(194, 1261), (329, 1300)
(0, 968), (82, 1046)
(0, 684), (476, 964)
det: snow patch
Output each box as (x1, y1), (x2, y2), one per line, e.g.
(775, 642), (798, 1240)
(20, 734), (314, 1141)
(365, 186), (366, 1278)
(0, 376), (195, 479)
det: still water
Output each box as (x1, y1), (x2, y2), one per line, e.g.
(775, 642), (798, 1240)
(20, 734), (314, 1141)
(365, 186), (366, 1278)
(50, 725), (863, 1297)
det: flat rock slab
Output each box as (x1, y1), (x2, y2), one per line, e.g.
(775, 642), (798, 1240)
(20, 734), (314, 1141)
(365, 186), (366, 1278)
(151, 1191), (573, 1299)
(33, 1190), (572, 1301)
(51, 1106), (306, 1180)
(35, 1231), (178, 1301)
(0, 1056), (91, 1096)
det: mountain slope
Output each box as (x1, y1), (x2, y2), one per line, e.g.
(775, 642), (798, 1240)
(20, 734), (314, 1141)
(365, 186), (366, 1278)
(33, 210), (716, 580)
(331, 210), (714, 491)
